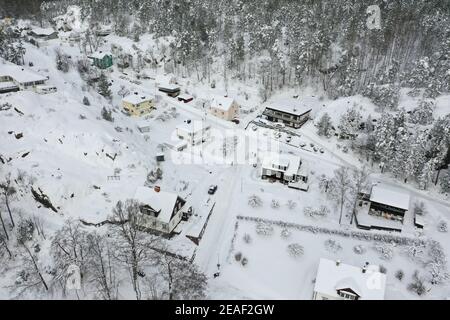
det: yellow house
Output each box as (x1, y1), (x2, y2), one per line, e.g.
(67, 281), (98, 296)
(122, 92), (155, 116)
(209, 95), (239, 121)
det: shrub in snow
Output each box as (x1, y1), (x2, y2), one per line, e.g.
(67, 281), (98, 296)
(426, 240), (449, 285)
(101, 107), (114, 122)
(271, 199), (280, 209)
(280, 228), (291, 239)
(82, 96), (90, 106)
(374, 244), (394, 260)
(248, 195), (263, 208)
(439, 171), (450, 193)
(353, 245), (366, 255)
(304, 206), (329, 219)
(408, 271), (427, 296)
(408, 100), (435, 125)
(243, 233), (252, 244)
(363, 83), (399, 111)
(395, 270), (404, 281)
(402, 243), (426, 262)
(287, 243), (304, 258)
(234, 252), (242, 262)
(286, 200), (297, 210)
(0, 103), (12, 111)
(79, 114), (87, 120)
(437, 221), (448, 233)
(256, 223), (274, 236)
(379, 265), (387, 274)
(413, 201), (427, 217)
(316, 113), (333, 138)
(241, 257), (248, 266)
(16, 219), (35, 243)
(324, 239), (343, 253)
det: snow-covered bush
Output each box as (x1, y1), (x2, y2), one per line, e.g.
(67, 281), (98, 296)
(82, 96), (90, 106)
(248, 195), (263, 208)
(256, 223), (274, 236)
(316, 113), (333, 138)
(234, 252), (242, 262)
(304, 206), (329, 219)
(363, 83), (399, 111)
(243, 233), (252, 244)
(395, 270), (404, 281)
(16, 219), (35, 243)
(374, 244), (394, 260)
(286, 200), (297, 210)
(241, 257), (248, 266)
(439, 171), (450, 194)
(324, 239), (342, 253)
(408, 271), (427, 296)
(353, 245), (366, 255)
(408, 100), (435, 125)
(437, 221), (448, 233)
(379, 265), (387, 274)
(271, 199), (280, 209)
(280, 228), (291, 239)
(287, 243), (304, 258)
(101, 107), (114, 122)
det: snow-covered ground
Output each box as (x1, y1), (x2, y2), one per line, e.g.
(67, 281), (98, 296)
(1, 23), (449, 300)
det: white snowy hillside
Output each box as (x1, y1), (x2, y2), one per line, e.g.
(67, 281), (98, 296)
(0, 1), (449, 301)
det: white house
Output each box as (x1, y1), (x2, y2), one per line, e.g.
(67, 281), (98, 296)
(0, 62), (50, 93)
(134, 186), (188, 234)
(261, 153), (309, 190)
(313, 258), (386, 300)
(176, 121), (211, 145)
(208, 95), (239, 121)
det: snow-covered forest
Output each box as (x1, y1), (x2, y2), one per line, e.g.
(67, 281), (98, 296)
(0, 0), (449, 301)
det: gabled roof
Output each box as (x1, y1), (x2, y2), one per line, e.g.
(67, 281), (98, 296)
(176, 121), (210, 134)
(265, 97), (313, 116)
(370, 184), (410, 210)
(122, 92), (153, 105)
(210, 95), (235, 111)
(134, 187), (182, 224)
(0, 61), (48, 84)
(30, 27), (57, 36)
(261, 153), (302, 177)
(88, 51), (112, 60)
(314, 258), (386, 300)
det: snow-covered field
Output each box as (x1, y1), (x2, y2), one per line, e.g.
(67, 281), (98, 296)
(1, 18), (449, 300)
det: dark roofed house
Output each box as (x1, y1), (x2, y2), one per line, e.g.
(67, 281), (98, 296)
(263, 97), (313, 128)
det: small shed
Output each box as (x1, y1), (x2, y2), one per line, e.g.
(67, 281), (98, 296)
(178, 94), (194, 103)
(156, 153), (165, 162)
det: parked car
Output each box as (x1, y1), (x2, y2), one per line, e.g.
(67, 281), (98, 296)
(232, 119), (240, 124)
(274, 122), (285, 128)
(208, 185), (218, 194)
(286, 135), (292, 143)
(320, 148), (325, 153)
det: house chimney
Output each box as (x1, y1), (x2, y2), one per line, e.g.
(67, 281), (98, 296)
(154, 186), (160, 192)
(336, 260), (341, 266)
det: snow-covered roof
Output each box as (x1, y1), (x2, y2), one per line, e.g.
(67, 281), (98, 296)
(0, 63), (48, 84)
(88, 51), (112, 59)
(0, 81), (18, 90)
(158, 83), (180, 91)
(261, 153), (302, 177)
(176, 121), (210, 134)
(314, 258), (386, 300)
(370, 184), (410, 210)
(30, 27), (57, 36)
(210, 95), (235, 112)
(178, 93), (193, 100)
(134, 187), (181, 224)
(122, 92), (153, 105)
(266, 97), (313, 116)
(136, 120), (151, 128)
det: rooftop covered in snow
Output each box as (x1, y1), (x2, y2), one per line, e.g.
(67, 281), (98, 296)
(134, 187), (183, 224)
(261, 153), (303, 177)
(265, 97), (314, 116)
(0, 62), (48, 84)
(314, 258), (386, 300)
(122, 92), (154, 105)
(370, 183), (411, 211)
(210, 95), (236, 111)
(87, 51), (112, 59)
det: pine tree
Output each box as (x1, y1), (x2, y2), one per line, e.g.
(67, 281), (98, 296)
(317, 112), (333, 137)
(97, 73), (112, 99)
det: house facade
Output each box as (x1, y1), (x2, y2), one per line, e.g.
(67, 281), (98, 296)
(29, 28), (58, 41)
(134, 186), (188, 234)
(122, 92), (155, 116)
(0, 63), (50, 93)
(367, 184), (410, 223)
(208, 96), (239, 121)
(261, 153), (308, 190)
(313, 258), (386, 300)
(88, 51), (113, 69)
(263, 98), (312, 128)
(176, 121), (211, 145)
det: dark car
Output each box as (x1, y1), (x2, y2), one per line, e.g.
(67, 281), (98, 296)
(231, 119), (240, 124)
(208, 185), (218, 195)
